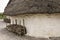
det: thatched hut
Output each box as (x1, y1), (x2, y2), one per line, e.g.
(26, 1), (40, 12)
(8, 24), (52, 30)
(4, 0), (60, 38)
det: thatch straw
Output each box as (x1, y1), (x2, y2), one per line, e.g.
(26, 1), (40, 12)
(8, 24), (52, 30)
(4, 0), (60, 16)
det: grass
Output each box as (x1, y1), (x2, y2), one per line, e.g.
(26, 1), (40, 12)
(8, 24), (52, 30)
(0, 13), (6, 19)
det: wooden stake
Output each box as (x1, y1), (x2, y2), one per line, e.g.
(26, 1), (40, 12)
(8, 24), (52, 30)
(23, 19), (25, 26)
(15, 19), (17, 25)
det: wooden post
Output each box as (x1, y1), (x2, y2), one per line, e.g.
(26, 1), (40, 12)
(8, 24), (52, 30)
(9, 17), (11, 25)
(23, 19), (25, 26)
(15, 19), (17, 25)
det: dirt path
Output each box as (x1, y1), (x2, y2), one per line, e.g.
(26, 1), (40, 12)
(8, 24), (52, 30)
(0, 20), (48, 40)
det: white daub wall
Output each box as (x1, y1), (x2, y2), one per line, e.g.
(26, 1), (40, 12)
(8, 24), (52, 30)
(7, 13), (60, 38)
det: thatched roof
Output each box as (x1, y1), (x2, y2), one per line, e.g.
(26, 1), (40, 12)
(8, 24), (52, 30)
(4, 0), (60, 16)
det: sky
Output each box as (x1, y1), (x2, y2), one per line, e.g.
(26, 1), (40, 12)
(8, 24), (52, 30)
(0, 0), (9, 12)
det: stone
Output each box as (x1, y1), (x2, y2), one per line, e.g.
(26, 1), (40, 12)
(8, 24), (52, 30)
(6, 24), (27, 36)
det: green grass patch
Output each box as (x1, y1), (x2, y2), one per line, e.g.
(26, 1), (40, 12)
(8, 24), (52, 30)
(0, 13), (6, 19)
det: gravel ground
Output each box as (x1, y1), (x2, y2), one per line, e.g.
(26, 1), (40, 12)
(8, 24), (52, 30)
(0, 20), (48, 40)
